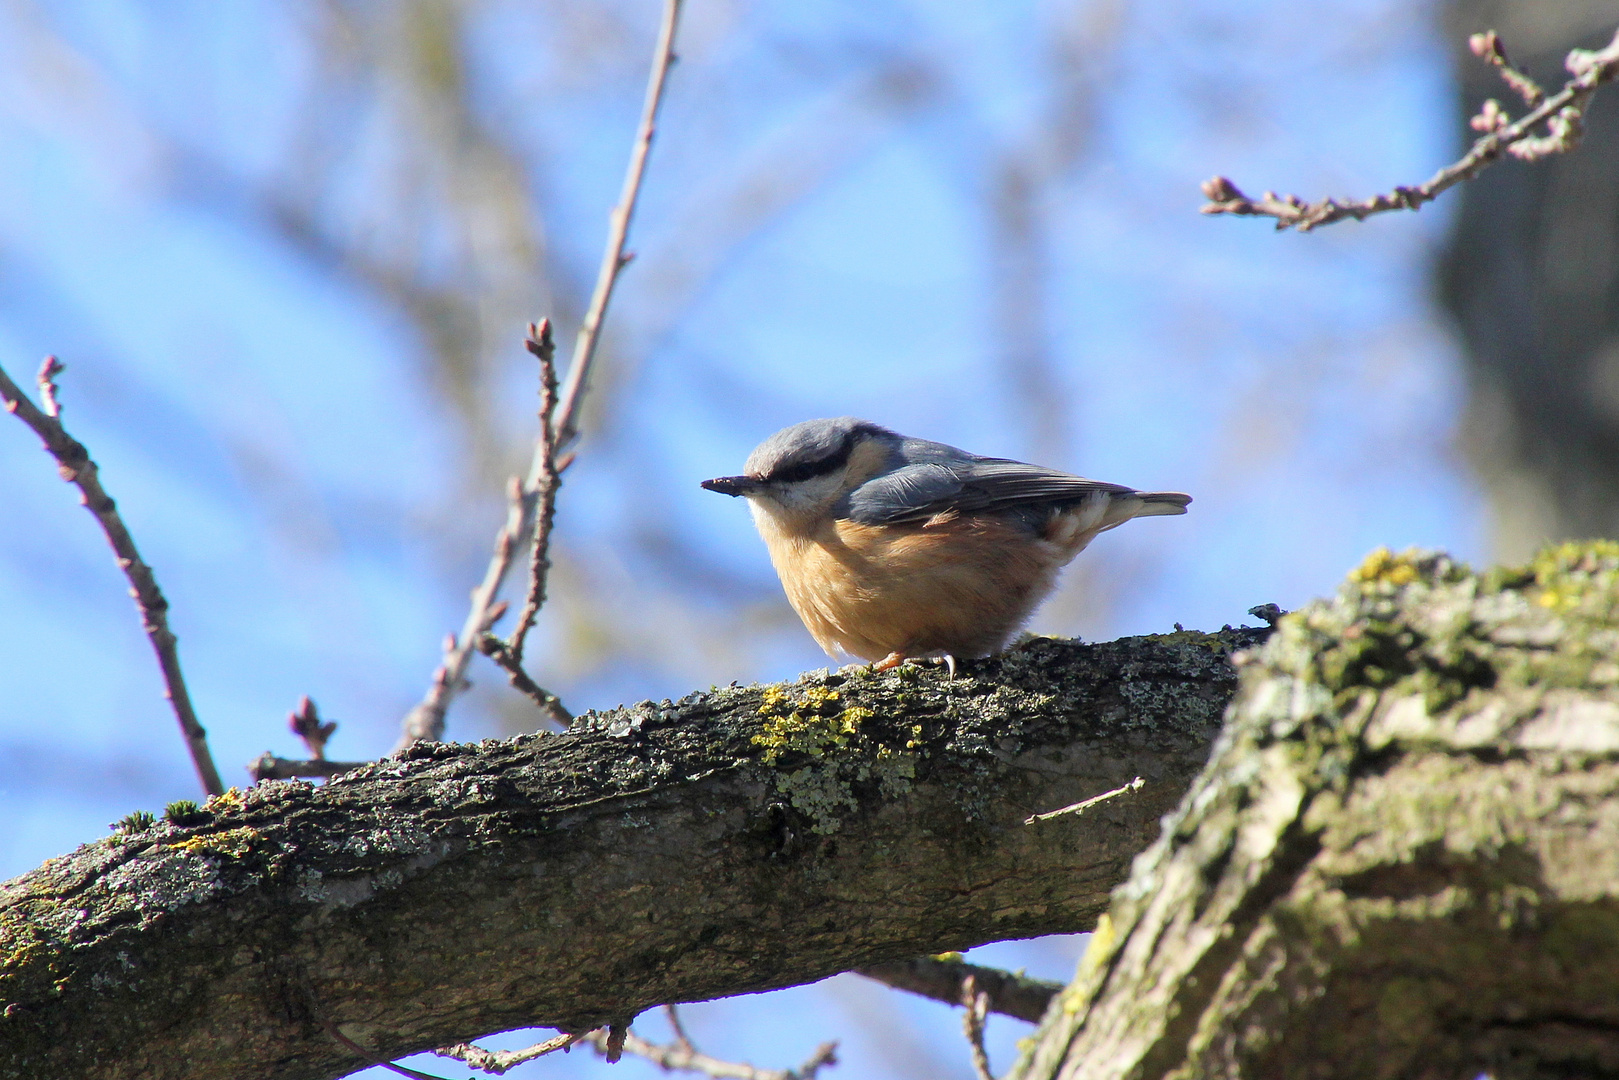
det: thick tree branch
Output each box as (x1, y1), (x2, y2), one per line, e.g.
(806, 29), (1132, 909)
(0, 628), (1259, 1080)
(1013, 543), (1619, 1080)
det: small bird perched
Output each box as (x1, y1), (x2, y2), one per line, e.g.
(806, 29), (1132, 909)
(702, 417), (1189, 672)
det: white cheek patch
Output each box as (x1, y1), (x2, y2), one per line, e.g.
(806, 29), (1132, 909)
(762, 472), (847, 515)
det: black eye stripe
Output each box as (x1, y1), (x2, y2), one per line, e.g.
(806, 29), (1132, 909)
(765, 427), (863, 484)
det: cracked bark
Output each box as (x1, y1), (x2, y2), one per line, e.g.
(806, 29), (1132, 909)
(1011, 544), (1619, 1080)
(0, 628), (1259, 1080)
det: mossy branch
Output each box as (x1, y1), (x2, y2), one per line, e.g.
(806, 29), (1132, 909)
(1013, 543), (1619, 1080)
(0, 629), (1258, 1080)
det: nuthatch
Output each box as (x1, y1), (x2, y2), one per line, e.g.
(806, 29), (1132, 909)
(702, 418), (1190, 672)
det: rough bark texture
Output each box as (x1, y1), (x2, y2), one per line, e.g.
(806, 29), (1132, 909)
(1439, 1), (1619, 560)
(1012, 544), (1619, 1080)
(0, 628), (1261, 1080)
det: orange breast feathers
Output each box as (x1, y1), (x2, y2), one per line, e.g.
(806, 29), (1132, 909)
(754, 510), (1080, 662)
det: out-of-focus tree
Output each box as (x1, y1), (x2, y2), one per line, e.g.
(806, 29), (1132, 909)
(1439, 0), (1619, 560)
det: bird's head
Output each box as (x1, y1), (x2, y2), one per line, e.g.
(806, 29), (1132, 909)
(702, 417), (900, 528)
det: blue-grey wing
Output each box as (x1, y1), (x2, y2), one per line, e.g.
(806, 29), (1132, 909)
(844, 458), (1135, 526)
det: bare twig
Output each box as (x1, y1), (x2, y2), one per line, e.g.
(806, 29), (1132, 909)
(583, 1026), (838, 1080)
(254, 696), (353, 782)
(477, 634), (573, 727)
(551, 0), (684, 451)
(510, 320), (562, 664)
(394, 555), (515, 750)
(857, 956), (1062, 1024)
(287, 695), (337, 759)
(960, 975), (995, 1080)
(1024, 775), (1144, 825)
(246, 753), (367, 782)
(665, 1004), (697, 1055)
(435, 1031), (583, 1075)
(471, 322), (573, 730)
(325, 1019), (456, 1080)
(395, 0), (683, 749)
(0, 357), (225, 797)
(1200, 25), (1619, 232)
(1468, 30), (1544, 106)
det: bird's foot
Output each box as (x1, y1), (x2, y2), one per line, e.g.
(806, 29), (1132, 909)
(871, 652), (907, 672)
(938, 654), (957, 678)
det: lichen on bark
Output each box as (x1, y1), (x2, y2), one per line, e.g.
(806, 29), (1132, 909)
(0, 628), (1260, 1080)
(1015, 543), (1619, 1080)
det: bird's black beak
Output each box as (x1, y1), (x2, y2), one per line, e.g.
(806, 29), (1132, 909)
(701, 475), (762, 497)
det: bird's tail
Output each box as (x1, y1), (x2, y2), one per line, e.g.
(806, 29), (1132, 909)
(1129, 490), (1192, 517)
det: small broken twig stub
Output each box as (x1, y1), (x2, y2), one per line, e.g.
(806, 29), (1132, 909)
(1200, 25), (1619, 231)
(1024, 776), (1144, 825)
(0, 356), (224, 797)
(247, 753), (367, 782)
(435, 1031), (582, 1075)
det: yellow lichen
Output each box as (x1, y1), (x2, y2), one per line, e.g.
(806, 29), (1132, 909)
(169, 826), (260, 859)
(753, 704), (872, 765)
(1062, 912), (1117, 1014)
(1531, 540), (1619, 612)
(1143, 627), (1232, 652)
(206, 787), (246, 814)
(1350, 546), (1421, 588)
(757, 685), (792, 715)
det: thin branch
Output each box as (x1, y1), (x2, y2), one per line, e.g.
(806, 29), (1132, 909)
(551, 0), (684, 451)
(1468, 30), (1545, 107)
(251, 698), (366, 782)
(1024, 776), (1144, 825)
(324, 1020), (456, 1080)
(509, 320), (561, 664)
(1200, 25), (1619, 232)
(435, 1031), (583, 1076)
(665, 1004), (697, 1055)
(477, 634), (573, 728)
(288, 695), (337, 759)
(394, 469), (524, 750)
(471, 322), (573, 729)
(0, 356), (224, 797)
(857, 957), (1062, 1025)
(959, 975), (995, 1080)
(394, 0), (683, 749)
(583, 1027), (839, 1080)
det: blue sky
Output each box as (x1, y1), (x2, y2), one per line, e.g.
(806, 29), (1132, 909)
(0, 1), (1486, 1076)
